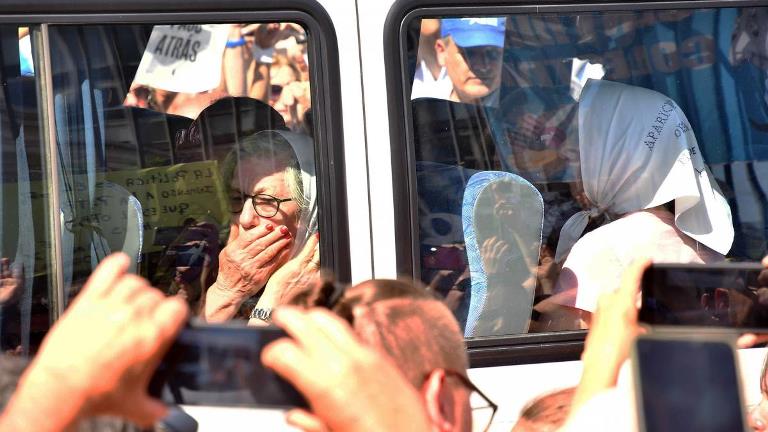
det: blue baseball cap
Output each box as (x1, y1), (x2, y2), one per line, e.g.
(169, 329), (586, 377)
(440, 17), (506, 48)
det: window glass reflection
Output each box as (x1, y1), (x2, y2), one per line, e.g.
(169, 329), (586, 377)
(49, 23), (319, 323)
(0, 26), (52, 356)
(409, 8), (768, 336)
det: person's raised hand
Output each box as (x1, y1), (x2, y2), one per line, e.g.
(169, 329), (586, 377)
(0, 253), (189, 431)
(262, 307), (431, 432)
(254, 232), (320, 313)
(206, 223), (293, 322)
(0, 258), (22, 305)
(240, 23), (295, 49)
(571, 258), (650, 412)
(481, 236), (510, 275)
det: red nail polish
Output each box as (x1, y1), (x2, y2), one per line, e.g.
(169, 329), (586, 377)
(265, 224), (274, 231)
(280, 226), (290, 236)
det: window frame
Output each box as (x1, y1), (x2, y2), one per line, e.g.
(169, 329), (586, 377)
(383, 0), (766, 366)
(0, 0), (350, 323)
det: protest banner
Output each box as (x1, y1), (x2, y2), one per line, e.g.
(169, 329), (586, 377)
(132, 24), (231, 93)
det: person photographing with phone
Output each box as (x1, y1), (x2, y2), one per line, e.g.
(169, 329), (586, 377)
(0, 254), (439, 432)
(0, 253), (189, 431)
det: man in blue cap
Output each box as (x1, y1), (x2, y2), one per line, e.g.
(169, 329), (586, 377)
(435, 17), (506, 105)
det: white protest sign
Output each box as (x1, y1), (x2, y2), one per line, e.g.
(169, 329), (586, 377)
(132, 24), (231, 93)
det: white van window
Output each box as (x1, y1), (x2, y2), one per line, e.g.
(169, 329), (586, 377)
(48, 23), (320, 324)
(406, 8), (768, 337)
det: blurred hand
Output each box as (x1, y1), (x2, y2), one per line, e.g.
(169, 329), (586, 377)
(1, 253), (189, 430)
(737, 256), (768, 348)
(481, 237), (510, 274)
(240, 23), (295, 48)
(0, 258), (22, 305)
(254, 232), (320, 311)
(262, 307), (431, 432)
(275, 81), (311, 130)
(571, 258), (650, 412)
(207, 223), (293, 321)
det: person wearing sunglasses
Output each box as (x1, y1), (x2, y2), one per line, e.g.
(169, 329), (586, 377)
(204, 129), (318, 323)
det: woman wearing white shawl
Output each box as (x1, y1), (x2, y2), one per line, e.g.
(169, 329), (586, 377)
(204, 129), (319, 322)
(549, 79), (732, 324)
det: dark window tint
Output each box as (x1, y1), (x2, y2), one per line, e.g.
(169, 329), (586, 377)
(0, 26), (52, 355)
(49, 23), (320, 326)
(407, 9), (768, 337)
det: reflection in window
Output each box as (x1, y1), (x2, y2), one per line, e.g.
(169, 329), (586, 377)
(48, 23), (319, 324)
(408, 9), (768, 337)
(0, 26), (51, 356)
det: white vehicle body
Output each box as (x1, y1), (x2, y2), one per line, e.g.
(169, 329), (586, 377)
(0, 0), (765, 430)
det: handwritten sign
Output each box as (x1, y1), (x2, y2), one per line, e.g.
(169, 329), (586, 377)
(0, 161), (229, 274)
(104, 161), (229, 248)
(132, 24), (230, 93)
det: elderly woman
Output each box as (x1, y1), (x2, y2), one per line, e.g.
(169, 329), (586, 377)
(543, 79), (733, 329)
(204, 129), (319, 322)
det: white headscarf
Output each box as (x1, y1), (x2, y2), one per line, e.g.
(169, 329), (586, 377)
(273, 130), (318, 255)
(554, 79), (734, 262)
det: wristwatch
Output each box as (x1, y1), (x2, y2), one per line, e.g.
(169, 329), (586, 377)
(250, 307), (272, 322)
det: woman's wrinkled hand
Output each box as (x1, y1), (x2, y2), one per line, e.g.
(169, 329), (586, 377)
(257, 232), (320, 309)
(205, 223), (293, 322)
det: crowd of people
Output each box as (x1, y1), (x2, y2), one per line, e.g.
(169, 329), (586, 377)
(0, 253), (766, 431)
(125, 23), (312, 134)
(410, 16), (740, 335)
(0, 14), (765, 432)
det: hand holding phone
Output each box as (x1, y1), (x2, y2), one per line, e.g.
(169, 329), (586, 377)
(149, 322), (307, 409)
(640, 262), (768, 332)
(632, 334), (747, 432)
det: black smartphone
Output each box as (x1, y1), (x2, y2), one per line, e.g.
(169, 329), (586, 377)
(632, 334), (747, 432)
(149, 322), (307, 409)
(639, 262), (768, 332)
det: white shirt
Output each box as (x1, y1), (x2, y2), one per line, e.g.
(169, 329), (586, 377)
(410, 60), (453, 100)
(552, 207), (722, 313)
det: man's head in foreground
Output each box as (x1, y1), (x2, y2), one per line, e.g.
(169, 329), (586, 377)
(335, 279), (478, 432)
(435, 17), (506, 104)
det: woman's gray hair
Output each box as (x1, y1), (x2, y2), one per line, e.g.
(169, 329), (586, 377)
(221, 131), (307, 212)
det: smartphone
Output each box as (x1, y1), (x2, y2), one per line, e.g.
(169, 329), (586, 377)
(632, 334), (748, 432)
(149, 322), (307, 409)
(639, 262), (768, 332)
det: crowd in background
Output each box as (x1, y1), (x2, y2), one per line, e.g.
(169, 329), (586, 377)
(0, 11), (766, 432)
(124, 23), (313, 134)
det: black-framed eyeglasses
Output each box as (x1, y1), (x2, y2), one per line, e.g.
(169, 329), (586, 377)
(229, 192), (292, 218)
(425, 369), (498, 432)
